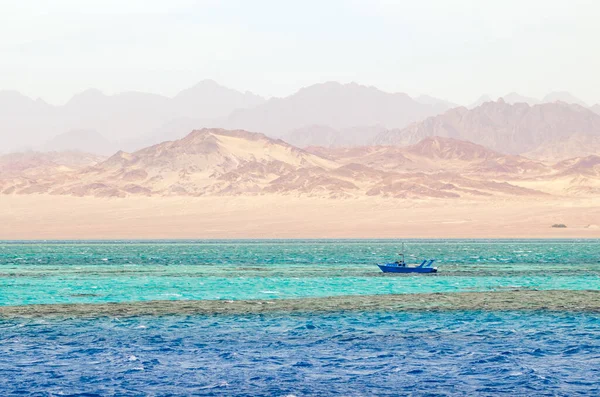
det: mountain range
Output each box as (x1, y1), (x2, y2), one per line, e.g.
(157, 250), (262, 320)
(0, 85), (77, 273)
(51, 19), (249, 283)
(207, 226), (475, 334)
(0, 81), (454, 154)
(283, 125), (387, 148)
(471, 91), (589, 107)
(3, 128), (600, 200)
(42, 129), (117, 155)
(2, 81), (599, 158)
(118, 89), (600, 153)
(224, 82), (451, 138)
(373, 99), (600, 158)
(0, 80), (265, 153)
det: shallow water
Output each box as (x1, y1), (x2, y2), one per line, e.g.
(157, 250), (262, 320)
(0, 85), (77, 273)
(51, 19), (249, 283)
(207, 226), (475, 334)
(1, 240), (599, 395)
(1, 239), (599, 305)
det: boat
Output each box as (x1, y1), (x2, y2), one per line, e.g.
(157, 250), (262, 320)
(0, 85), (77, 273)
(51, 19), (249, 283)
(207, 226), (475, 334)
(377, 243), (437, 273)
(377, 259), (437, 273)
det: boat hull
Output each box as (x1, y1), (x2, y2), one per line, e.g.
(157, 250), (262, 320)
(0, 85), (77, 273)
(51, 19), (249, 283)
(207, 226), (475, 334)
(378, 264), (437, 273)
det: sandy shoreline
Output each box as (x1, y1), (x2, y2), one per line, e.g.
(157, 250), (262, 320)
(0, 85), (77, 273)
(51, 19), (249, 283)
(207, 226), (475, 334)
(1, 195), (599, 239)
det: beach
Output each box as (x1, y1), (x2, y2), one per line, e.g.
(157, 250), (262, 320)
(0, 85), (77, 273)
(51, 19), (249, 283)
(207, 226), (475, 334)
(2, 195), (600, 239)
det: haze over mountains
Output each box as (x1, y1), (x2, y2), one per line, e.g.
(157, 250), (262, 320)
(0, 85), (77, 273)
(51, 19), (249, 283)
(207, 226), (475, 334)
(501, 93), (541, 106)
(493, 91), (589, 107)
(3, 80), (598, 157)
(470, 92), (590, 108)
(224, 82), (451, 138)
(42, 129), (116, 155)
(374, 100), (600, 158)
(284, 125), (387, 148)
(0, 80), (265, 153)
(2, 80), (600, 206)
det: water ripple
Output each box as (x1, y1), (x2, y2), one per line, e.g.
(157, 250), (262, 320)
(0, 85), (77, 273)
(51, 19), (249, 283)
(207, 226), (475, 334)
(1, 312), (599, 396)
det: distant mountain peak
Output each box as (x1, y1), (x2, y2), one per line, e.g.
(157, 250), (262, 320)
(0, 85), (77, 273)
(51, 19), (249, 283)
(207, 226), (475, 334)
(469, 94), (493, 109)
(292, 81), (409, 98)
(372, 101), (600, 155)
(502, 92), (540, 105)
(542, 91), (587, 107)
(181, 128), (271, 144)
(0, 89), (31, 98)
(0, 90), (50, 108)
(176, 79), (235, 94)
(197, 78), (219, 85)
(64, 88), (107, 107)
(171, 81), (265, 118)
(227, 82), (453, 139)
(73, 88), (105, 98)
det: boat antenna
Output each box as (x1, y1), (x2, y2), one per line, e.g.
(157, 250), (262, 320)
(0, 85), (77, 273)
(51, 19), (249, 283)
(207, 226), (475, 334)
(400, 242), (405, 264)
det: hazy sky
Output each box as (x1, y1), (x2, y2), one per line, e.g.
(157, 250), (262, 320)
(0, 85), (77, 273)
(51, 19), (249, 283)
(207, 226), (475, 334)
(1, 0), (598, 105)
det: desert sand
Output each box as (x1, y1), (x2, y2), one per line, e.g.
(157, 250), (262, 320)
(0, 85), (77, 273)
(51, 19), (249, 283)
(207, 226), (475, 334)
(1, 194), (599, 239)
(2, 129), (599, 240)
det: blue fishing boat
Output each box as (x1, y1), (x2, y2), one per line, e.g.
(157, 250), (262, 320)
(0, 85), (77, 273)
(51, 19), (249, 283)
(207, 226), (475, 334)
(378, 243), (437, 273)
(377, 259), (437, 273)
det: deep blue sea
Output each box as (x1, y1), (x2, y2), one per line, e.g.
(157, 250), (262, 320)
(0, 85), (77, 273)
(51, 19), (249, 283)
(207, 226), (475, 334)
(1, 240), (599, 396)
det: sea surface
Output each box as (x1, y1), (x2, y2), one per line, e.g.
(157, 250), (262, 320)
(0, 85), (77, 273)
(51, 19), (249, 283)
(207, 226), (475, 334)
(1, 239), (599, 396)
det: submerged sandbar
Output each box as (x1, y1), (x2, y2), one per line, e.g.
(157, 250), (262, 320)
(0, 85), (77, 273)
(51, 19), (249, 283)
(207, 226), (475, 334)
(1, 290), (599, 318)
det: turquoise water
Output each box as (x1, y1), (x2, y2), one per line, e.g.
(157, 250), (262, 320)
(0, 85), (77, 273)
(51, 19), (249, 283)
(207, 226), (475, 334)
(0, 240), (599, 305)
(2, 240), (600, 396)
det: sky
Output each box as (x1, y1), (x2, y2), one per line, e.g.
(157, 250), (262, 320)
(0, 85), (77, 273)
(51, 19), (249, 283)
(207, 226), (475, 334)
(0, 0), (598, 106)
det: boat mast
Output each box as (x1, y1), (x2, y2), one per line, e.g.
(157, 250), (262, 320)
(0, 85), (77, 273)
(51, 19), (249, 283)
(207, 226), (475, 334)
(401, 242), (405, 264)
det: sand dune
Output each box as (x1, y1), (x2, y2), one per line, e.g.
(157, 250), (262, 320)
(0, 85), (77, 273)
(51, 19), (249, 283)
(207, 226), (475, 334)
(1, 129), (599, 238)
(524, 134), (600, 161)
(2, 129), (600, 199)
